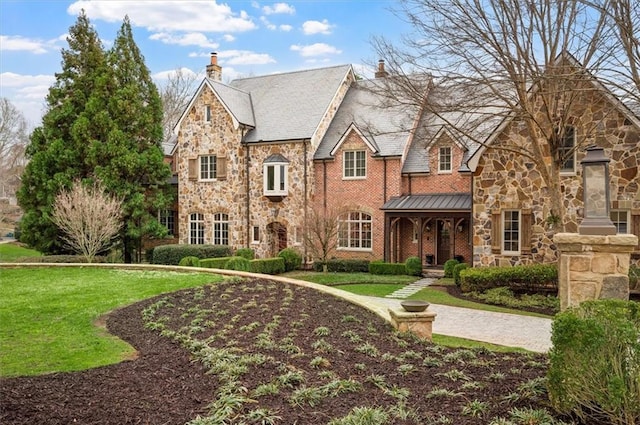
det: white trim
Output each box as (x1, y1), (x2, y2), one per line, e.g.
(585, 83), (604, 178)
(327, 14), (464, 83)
(438, 146), (453, 173)
(330, 123), (379, 156)
(502, 210), (521, 255)
(199, 155), (217, 181)
(342, 150), (367, 180)
(263, 162), (288, 196)
(251, 225), (260, 244)
(610, 210), (630, 234)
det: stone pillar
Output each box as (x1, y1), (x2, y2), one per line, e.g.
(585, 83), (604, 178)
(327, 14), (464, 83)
(388, 308), (437, 340)
(554, 233), (638, 311)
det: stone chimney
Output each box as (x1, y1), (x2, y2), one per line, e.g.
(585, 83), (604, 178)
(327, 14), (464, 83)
(206, 52), (222, 81)
(375, 59), (389, 78)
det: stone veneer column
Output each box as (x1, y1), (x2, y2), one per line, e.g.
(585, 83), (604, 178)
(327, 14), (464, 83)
(554, 233), (638, 311)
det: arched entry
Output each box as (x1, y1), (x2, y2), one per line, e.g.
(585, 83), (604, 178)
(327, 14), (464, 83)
(267, 222), (287, 257)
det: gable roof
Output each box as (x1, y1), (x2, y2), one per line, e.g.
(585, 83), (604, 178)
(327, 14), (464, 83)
(466, 53), (640, 171)
(230, 64), (354, 143)
(315, 79), (421, 160)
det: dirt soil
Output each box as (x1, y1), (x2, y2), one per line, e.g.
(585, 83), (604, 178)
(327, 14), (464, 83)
(1, 278), (602, 424)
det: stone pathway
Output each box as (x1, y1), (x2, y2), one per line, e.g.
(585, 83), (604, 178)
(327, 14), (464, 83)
(386, 277), (435, 298)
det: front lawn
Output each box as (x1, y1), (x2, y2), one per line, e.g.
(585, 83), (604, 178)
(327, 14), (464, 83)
(0, 242), (41, 262)
(283, 270), (416, 286)
(0, 267), (221, 376)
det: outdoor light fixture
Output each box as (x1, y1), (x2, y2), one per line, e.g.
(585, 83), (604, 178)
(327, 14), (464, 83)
(578, 146), (617, 235)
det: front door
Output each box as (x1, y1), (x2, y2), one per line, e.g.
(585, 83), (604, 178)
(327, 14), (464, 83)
(267, 222), (287, 256)
(436, 219), (451, 265)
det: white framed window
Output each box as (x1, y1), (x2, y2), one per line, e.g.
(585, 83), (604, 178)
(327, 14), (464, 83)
(338, 211), (372, 250)
(343, 150), (366, 179)
(502, 210), (520, 255)
(438, 146), (452, 173)
(251, 226), (260, 244)
(158, 209), (176, 236)
(200, 155), (217, 181)
(264, 163), (288, 196)
(189, 213), (205, 245)
(558, 126), (576, 174)
(610, 210), (629, 234)
(213, 213), (229, 245)
(205, 105), (212, 122)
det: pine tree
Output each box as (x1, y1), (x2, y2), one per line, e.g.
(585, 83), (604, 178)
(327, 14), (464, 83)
(18, 11), (107, 253)
(89, 16), (171, 263)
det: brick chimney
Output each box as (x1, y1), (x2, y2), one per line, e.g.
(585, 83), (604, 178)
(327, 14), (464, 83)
(206, 52), (222, 81)
(375, 59), (389, 79)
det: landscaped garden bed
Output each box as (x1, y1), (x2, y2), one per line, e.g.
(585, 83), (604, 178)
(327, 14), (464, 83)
(1, 277), (601, 424)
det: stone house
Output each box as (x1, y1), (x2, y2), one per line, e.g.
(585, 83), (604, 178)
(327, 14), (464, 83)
(168, 54), (639, 268)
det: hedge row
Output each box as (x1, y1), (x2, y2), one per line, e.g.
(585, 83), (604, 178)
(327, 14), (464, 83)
(459, 263), (557, 293)
(369, 260), (408, 275)
(151, 244), (232, 265)
(200, 256), (285, 275)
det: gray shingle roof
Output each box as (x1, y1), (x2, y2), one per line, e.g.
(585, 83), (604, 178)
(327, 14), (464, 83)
(226, 64), (353, 143)
(208, 80), (255, 127)
(315, 79), (420, 160)
(381, 193), (471, 211)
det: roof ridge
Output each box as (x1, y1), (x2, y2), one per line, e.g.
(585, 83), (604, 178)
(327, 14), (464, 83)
(230, 64), (351, 83)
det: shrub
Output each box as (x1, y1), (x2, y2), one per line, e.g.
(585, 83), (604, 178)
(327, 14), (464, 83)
(369, 260), (407, 275)
(178, 256), (201, 267)
(453, 263), (470, 286)
(443, 259), (459, 278)
(151, 244), (232, 265)
(226, 256), (251, 271)
(250, 257), (285, 275)
(235, 248), (255, 260)
(312, 259), (370, 273)
(405, 256), (423, 276)
(145, 247), (155, 263)
(459, 263), (557, 293)
(200, 257), (232, 269)
(14, 220), (22, 242)
(547, 299), (640, 425)
(278, 247), (302, 272)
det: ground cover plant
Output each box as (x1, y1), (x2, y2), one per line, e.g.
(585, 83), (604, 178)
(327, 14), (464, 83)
(2, 277), (596, 424)
(0, 267), (220, 376)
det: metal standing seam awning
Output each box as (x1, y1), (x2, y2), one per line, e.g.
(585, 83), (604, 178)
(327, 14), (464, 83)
(381, 193), (472, 263)
(381, 193), (472, 214)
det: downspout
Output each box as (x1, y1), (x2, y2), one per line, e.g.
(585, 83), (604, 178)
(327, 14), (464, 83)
(303, 139), (309, 263)
(323, 160), (328, 213)
(383, 157), (387, 202)
(242, 127), (250, 248)
(408, 174), (412, 195)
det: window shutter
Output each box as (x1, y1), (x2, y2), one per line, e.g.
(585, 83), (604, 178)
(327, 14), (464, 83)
(491, 212), (501, 254)
(632, 212), (640, 250)
(217, 156), (227, 180)
(188, 158), (197, 180)
(521, 209), (532, 254)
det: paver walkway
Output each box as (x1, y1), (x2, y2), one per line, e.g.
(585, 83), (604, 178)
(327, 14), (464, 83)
(362, 277), (552, 353)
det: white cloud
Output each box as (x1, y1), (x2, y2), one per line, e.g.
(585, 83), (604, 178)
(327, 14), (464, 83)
(223, 34), (236, 42)
(68, 1), (256, 33)
(153, 67), (199, 81)
(0, 72), (56, 127)
(302, 19), (333, 35)
(290, 43), (342, 57)
(150, 32), (219, 49)
(218, 50), (276, 65)
(0, 35), (59, 54)
(279, 24), (293, 32)
(260, 16), (277, 31)
(262, 3), (295, 15)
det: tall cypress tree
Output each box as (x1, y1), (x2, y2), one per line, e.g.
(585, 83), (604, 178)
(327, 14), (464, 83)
(18, 11), (107, 253)
(89, 16), (171, 263)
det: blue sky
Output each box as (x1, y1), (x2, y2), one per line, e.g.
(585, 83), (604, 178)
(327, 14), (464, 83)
(0, 0), (410, 128)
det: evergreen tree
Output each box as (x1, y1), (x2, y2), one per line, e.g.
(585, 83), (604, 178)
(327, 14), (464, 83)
(89, 16), (171, 263)
(18, 11), (107, 253)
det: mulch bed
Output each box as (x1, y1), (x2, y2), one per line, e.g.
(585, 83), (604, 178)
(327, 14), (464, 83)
(1, 278), (601, 424)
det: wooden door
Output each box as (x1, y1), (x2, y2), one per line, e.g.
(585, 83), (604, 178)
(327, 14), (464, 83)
(437, 220), (451, 265)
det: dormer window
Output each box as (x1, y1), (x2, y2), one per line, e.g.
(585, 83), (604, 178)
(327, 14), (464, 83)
(343, 150), (366, 179)
(263, 154), (289, 200)
(438, 146), (452, 173)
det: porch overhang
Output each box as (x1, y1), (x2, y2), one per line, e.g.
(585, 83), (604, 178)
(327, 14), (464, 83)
(381, 193), (471, 215)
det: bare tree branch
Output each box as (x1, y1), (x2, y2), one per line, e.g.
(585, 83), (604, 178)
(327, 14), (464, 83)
(51, 180), (123, 262)
(159, 68), (200, 142)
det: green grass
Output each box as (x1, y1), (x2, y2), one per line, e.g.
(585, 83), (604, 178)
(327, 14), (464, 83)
(0, 267), (222, 377)
(283, 271), (415, 286)
(0, 242), (41, 262)
(335, 284), (406, 297)
(432, 334), (529, 353)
